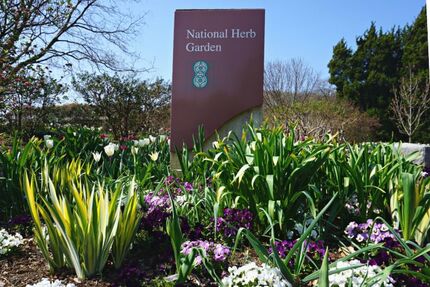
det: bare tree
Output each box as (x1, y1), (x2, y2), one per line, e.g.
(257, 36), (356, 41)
(390, 70), (430, 142)
(0, 0), (144, 95)
(264, 58), (322, 110)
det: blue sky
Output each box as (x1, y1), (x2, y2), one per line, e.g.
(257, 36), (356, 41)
(129, 1), (425, 81)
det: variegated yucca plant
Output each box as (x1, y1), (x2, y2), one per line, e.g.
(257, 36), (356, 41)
(390, 172), (430, 245)
(23, 164), (141, 279)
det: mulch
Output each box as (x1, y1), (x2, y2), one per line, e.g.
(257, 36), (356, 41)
(0, 238), (112, 287)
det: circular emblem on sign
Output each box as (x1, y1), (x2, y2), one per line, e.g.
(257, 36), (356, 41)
(193, 60), (209, 88)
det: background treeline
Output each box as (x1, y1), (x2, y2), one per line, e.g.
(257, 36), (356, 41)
(328, 6), (429, 142)
(0, 73), (171, 139)
(0, 5), (428, 143)
(265, 6), (429, 143)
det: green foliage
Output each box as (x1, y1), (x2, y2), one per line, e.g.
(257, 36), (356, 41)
(318, 247), (329, 287)
(233, 195), (341, 284)
(112, 179), (142, 269)
(1, 124), (429, 285)
(204, 124), (331, 236)
(166, 189), (221, 285)
(321, 142), (421, 223)
(23, 164), (140, 279)
(0, 128), (169, 222)
(390, 172), (430, 244)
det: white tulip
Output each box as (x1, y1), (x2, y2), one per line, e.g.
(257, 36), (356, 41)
(92, 152), (102, 162)
(138, 138), (150, 147)
(131, 146), (139, 155)
(149, 135), (157, 143)
(45, 139), (54, 149)
(212, 141), (220, 149)
(113, 143), (119, 151)
(159, 135), (167, 141)
(43, 135), (51, 141)
(150, 151), (159, 161)
(104, 144), (115, 157)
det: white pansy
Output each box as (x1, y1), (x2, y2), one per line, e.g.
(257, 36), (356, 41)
(104, 144), (115, 157)
(0, 229), (23, 256)
(321, 259), (394, 287)
(26, 278), (76, 287)
(222, 262), (292, 287)
(92, 152), (102, 162)
(45, 139), (54, 149)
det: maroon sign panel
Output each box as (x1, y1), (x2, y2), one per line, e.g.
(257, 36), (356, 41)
(171, 9), (265, 150)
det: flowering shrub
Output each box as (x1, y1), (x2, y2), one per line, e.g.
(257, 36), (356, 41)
(26, 278), (76, 287)
(216, 208), (253, 238)
(344, 220), (394, 243)
(0, 228), (23, 256)
(221, 262), (292, 287)
(180, 240), (230, 265)
(325, 259), (394, 287)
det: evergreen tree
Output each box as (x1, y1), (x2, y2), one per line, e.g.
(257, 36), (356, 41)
(328, 39), (353, 99)
(401, 7), (429, 142)
(328, 6), (428, 142)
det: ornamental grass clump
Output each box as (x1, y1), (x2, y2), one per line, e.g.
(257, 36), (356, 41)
(23, 166), (141, 279)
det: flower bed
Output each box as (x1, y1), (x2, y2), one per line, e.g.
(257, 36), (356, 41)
(0, 126), (429, 286)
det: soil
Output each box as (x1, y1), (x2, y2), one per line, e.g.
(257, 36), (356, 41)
(0, 232), (205, 287)
(0, 238), (112, 287)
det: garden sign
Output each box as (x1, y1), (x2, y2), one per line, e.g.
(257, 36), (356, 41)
(171, 9), (265, 154)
